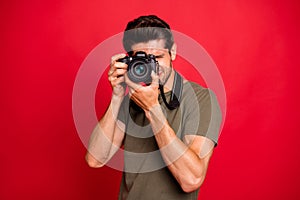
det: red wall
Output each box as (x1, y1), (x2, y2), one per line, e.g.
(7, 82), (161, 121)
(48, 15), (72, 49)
(1, 0), (300, 199)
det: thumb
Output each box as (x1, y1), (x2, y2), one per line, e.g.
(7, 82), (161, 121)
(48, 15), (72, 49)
(151, 71), (159, 88)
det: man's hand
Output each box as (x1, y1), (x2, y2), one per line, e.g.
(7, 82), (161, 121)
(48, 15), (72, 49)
(125, 71), (160, 112)
(108, 54), (127, 97)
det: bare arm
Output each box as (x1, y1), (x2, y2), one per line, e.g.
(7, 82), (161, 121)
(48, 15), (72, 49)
(147, 105), (214, 192)
(127, 72), (215, 192)
(85, 54), (127, 168)
(85, 96), (125, 168)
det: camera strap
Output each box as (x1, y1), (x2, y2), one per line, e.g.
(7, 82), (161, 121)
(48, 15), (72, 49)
(159, 71), (183, 110)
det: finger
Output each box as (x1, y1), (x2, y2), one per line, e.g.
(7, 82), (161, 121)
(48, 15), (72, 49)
(109, 58), (127, 75)
(115, 76), (125, 86)
(110, 75), (125, 87)
(108, 76), (117, 83)
(114, 61), (128, 69)
(109, 61), (126, 78)
(150, 71), (159, 88)
(128, 87), (140, 100)
(128, 90), (143, 107)
(124, 73), (142, 91)
(109, 54), (127, 75)
(112, 68), (127, 77)
(110, 53), (126, 65)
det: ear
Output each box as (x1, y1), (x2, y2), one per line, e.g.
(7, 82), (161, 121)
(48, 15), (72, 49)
(170, 43), (177, 61)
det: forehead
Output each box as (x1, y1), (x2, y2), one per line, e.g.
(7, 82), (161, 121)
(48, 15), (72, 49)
(131, 39), (168, 54)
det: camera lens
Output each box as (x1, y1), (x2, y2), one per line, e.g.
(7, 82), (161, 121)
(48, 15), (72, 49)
(126, 52), (157, 84)
(133, 64), (147, 76)
(128, 60), (150, 83)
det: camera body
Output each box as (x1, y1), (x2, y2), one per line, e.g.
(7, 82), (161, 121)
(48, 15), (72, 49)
(117, 51), (158, 84)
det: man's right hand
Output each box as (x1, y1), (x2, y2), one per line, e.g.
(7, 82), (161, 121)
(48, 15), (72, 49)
(108, 53), (127, 97)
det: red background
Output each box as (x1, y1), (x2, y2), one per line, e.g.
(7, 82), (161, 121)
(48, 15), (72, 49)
(1, 0), (300, 199)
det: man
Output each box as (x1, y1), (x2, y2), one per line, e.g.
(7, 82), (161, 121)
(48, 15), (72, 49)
(86, 15), (222, 200)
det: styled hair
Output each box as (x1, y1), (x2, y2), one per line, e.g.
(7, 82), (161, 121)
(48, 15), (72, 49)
(122, 15), (174, 53)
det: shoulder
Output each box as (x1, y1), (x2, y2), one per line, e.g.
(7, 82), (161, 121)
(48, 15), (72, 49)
(181, 81), (220, 113)
(182, 81), (213, 100)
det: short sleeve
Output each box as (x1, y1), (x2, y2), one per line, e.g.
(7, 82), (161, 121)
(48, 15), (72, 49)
(181, 83), (222, 146)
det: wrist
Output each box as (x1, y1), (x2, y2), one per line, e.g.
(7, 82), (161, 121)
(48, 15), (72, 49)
(111, 94), (124, 103)
(147, 104), (167, 135)
(110, 94), (124, 118)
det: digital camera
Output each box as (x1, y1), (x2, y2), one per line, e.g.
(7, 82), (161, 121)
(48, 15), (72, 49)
(117, 51), (158, 84)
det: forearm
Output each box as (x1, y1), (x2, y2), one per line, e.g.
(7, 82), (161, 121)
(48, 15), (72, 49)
(86, 95), (124, 167)
(147, 105), (207, 192)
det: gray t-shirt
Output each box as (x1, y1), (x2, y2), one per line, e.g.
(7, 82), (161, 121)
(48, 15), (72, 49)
(117, 81), (222, 200)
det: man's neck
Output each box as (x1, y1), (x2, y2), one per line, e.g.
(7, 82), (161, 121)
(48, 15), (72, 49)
(162, 69), (175, 93)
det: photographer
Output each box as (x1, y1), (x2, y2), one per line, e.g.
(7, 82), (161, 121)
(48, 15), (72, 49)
(86, 15), (222, 200)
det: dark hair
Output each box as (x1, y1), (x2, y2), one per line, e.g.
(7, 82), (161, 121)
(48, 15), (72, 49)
(122, 15), (174, 53)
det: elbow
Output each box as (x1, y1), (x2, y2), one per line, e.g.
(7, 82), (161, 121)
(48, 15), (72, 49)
(85, 153), (104, 168)
(180, 176), (205, 193)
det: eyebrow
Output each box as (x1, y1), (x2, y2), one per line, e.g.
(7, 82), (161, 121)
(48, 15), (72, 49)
(155, 53), (165, 58)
